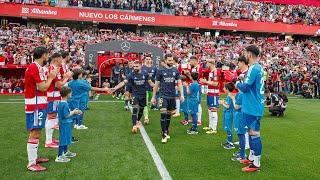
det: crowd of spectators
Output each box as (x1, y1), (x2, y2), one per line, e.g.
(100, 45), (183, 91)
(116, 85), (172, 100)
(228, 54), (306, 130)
(0, 75), (24, 93)
(0, 22), (320, 96)
(3, 0), (320, 26)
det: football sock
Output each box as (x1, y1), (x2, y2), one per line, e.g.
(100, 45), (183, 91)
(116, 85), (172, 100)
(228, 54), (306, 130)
(143, 104), (149, 118)
(166, 113), (171, 133)
(175, 99), (180, 114)
(132, 106), (138, 126)
(197, 104), (202, 121)
(160, 113), (167, 134)
(251, 134), (262, 156)
(245, 132), (250, 148)
(45, 119), (55, 144)
(27, 138), (39, 166)
(138, 107), (144, 121)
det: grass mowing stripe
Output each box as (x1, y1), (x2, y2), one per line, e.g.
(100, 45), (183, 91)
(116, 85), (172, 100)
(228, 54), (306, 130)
(140, 125), (172, 180)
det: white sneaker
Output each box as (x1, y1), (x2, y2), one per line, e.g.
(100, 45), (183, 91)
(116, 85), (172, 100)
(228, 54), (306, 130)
(74, 125), (78, 129)
(55, 156), (70, 163)
(64, 151), (77, 158)
(161, 137), (168, 144)
(77, 125), (88, 130)
(234, 141), (240, 145)
(206, 130), (217, 134)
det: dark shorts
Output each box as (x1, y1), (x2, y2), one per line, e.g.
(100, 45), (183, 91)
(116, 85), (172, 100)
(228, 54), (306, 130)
(158, 97), (176, 111)
(132, 96), (147, 107)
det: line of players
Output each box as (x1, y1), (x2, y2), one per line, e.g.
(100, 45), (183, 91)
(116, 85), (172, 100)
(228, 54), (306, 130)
(24, 47), (110, 171)
(24, 45), (263, 173)
(111, 45), (264, 173)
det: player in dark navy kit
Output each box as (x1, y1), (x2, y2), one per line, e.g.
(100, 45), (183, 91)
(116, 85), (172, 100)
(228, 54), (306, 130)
(151, 54), (185, 144)
(112, 60), (154, 133)
(141, 55), (157, 124)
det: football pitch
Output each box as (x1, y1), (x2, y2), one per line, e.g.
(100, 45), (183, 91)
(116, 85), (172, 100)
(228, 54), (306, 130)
(0, 95), (319, 179)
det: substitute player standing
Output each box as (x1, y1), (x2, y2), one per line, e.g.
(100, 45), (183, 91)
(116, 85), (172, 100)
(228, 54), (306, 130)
(236, 45), (264, 172)
(25, 46), (59, 171)
(151, 54), (184, 144)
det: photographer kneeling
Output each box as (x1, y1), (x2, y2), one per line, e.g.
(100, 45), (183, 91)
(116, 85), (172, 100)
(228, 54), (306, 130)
(265, 91), (287, 117)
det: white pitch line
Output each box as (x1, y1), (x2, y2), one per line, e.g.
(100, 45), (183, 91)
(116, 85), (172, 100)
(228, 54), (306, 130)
(139, 125), (172, 180)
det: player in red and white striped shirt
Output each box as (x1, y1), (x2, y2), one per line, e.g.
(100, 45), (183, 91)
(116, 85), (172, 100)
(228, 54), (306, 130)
(25, 46), (59, 172)
(177, 56), (204, 125)
(200, 58), (221, 134)
(45, 53), (73, 149)
(60, 51), (71, 75)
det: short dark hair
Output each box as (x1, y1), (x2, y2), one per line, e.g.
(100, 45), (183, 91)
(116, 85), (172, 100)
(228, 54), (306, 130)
(238, 55), (248, 65)
(164, 53), (173, 60)
(73, 68), (83, 80)
(225, 82), (235, 92)
(245, 45), (260, 57)
(191, 72), (198, 81)
(60, 86), (72, 98)
(133, 60), (140, 64)
(60, 51), (69, 59)
(76, 60), (83, 65)
(145, 54), (152, 58)
(51, 53), (62, 60)
(33, 46), (48, 60)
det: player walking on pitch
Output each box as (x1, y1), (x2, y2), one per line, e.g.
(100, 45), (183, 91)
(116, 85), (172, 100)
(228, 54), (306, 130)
(112, 60), (154, 133)
(151, 54), (184, 143)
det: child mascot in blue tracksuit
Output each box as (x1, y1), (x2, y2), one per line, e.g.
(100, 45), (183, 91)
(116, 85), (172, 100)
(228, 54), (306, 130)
(68, 69), (110, 130)
(186, 72), (201, 135)
(55, 86), (82, 163)
(231, 91), (247, 161)
(220, 82), (235, 149)
(180, 75), (189, 125)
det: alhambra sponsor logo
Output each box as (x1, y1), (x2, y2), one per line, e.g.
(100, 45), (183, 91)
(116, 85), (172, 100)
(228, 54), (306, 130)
(212, 20), (237, 27)
(21, 7), (57, 16)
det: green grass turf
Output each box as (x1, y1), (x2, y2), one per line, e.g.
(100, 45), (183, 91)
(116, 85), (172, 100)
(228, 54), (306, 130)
(0, 95), (160, 179)
(0, 95), (320, 179)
